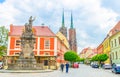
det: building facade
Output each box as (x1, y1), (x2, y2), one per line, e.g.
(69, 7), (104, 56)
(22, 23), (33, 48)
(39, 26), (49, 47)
(97, 43), (103, 54)
(80, 47), (97, 59)
(56, 32), (69, 64)
(110, 31), (120, 64)
(80, 47), (97, 64)
(102, 36), (111, 64)
(7, 24), (69, 69)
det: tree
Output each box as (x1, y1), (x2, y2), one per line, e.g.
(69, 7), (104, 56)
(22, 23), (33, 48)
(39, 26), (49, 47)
(64, 50), (78, 62)
(91, 55), (99, 61)
(75, 56), (81, 62)
(98, 54), (108, 62)
(91, 54), (108, 66)
(0, 26), (9, 46)
(0, 45), (6, 57)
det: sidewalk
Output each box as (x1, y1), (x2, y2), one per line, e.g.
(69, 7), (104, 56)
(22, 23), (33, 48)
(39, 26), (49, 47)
(0, 69), (53, 73)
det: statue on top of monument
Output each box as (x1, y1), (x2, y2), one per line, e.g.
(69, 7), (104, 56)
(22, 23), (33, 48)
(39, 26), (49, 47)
(29, 16), (35, 26)
(24, 16), (35, 33)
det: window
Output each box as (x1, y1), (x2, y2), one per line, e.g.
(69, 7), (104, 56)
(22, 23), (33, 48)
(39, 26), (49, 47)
(112, 52), (114, 60)
(16, 40), (21, 46)
(111, 41), (113, 48)
(115, 39), (117, 47)
(15, 39), (21, 49)
(119, 37), (120, 45)
(44, 40), (50, 49)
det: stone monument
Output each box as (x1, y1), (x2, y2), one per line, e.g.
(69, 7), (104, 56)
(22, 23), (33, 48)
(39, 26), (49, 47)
(8, 16), (43, 70)
(19, 16), (36, 60)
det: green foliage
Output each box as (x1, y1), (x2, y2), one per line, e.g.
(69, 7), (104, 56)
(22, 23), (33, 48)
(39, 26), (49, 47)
(91, 55), (99, 61)
(80, 58), (85, 62)
(0, 26), (9, 46)
(75, 56), (82, 62)
(91, 54), (108, 62)
(98, 54), (108, 61)
(0, 45), (6, 57)
(64, 50), (78, 62)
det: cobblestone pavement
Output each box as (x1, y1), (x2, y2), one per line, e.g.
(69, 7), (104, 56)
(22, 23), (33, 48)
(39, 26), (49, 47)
(0, 64), (120, 77)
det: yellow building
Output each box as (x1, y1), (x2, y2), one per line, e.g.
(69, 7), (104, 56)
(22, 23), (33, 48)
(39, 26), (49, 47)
(56, 32), (69, 66)
(102, 36), (111, 64)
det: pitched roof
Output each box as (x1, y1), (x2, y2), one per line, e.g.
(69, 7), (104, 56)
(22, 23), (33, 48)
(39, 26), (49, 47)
(9, 25), (56, 37)
(109, 21), (120, 35)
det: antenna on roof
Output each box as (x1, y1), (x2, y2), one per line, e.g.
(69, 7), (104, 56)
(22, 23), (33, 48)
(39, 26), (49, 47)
(41, 23), (44, 26)
(41, 23), (45, 28)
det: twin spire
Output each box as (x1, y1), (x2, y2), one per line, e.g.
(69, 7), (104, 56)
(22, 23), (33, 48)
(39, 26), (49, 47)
(62, 9), (65, 27)
(62, 9), (74, 29)
(70, 12), (73, 29)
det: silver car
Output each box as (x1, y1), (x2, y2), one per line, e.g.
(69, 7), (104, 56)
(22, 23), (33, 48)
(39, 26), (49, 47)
(102, 64), (112, 69)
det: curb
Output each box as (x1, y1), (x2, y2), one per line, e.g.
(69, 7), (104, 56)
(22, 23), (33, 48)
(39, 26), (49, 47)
(0, 70), (53, 73)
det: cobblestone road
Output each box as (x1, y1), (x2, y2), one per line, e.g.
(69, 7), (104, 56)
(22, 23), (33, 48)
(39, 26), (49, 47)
(0, 64), (120, 77)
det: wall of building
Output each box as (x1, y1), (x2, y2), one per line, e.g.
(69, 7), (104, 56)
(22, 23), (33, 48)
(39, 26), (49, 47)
(110, 32), (120, 64)
(97, 44), (103, 54)
(102, 37), (111, 64)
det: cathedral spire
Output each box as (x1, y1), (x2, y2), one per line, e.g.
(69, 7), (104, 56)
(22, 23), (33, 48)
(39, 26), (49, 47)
(70, 12), (73, 29)
(62, 9), (65, 27)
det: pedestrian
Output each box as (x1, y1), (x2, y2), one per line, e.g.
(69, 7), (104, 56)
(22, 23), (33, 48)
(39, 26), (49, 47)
(60, 63), (64, 72)
(65, 62), (69, 73)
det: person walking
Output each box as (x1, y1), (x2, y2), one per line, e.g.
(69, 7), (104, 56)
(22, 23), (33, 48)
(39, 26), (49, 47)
(60, 63), (64, 72)
(65, 62), (69, 73)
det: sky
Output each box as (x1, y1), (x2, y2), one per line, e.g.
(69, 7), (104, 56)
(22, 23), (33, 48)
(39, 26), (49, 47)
(0, 0), (120, 54)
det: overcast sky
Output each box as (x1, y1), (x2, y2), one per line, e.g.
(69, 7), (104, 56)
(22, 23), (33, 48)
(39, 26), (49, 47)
(0, 0), (120, 54)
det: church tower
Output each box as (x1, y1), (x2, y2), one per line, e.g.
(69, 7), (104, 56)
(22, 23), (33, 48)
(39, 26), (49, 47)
(59, 9), (67, 38)
(69, 12), (77, 52)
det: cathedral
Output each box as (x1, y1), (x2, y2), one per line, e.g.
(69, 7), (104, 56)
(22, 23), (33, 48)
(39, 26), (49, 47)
(59, 10), (67, 38)
(59, 10), (77, 53)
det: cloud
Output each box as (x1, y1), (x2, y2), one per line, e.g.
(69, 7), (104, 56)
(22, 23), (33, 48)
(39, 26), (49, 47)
(0, 0), (119, 54)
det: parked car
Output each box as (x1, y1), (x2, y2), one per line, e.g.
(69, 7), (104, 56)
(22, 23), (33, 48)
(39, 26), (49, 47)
(102, 64), (112, 69)
(0, 62), (3, 69)
(112, 64), (120, 74)
(73, 63), (79, 68)
(91, 64), (99, 68)
(91, 62), (99, 68)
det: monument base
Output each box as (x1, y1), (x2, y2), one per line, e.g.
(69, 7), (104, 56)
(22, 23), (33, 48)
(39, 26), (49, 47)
(8, 58), (43, 70)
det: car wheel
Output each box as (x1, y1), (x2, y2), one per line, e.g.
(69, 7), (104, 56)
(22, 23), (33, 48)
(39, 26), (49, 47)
(115, 72), (117, 74)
